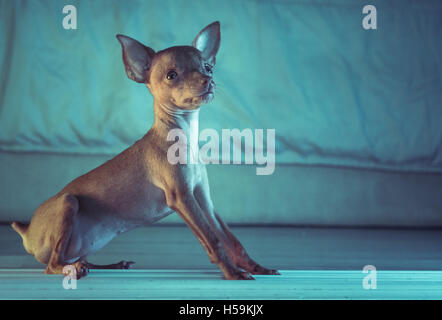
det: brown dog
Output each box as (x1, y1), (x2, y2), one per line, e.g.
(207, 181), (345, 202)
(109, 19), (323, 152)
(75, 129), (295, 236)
(11, 22), (279, 280)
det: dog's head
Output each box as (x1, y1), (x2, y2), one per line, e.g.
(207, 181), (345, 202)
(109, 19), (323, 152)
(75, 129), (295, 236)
(117, 22), (220, 110)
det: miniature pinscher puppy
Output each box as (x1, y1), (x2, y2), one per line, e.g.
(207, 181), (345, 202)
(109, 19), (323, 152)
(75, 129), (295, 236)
(12, 22), (279, 280)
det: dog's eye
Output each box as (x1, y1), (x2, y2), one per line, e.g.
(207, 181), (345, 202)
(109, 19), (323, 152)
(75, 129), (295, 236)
(204, 63), (213, 74)
(166, 70), (178, 80)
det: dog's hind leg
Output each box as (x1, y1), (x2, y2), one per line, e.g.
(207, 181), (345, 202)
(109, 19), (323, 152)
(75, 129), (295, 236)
(43, 193), (88, 278)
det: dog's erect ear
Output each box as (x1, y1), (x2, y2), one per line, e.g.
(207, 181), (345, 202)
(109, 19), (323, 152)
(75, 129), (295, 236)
(116, 34), (155, 83)
(192, 21), (220, 65)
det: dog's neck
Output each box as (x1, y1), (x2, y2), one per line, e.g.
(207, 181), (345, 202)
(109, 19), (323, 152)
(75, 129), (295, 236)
(153, 101), (200, 160)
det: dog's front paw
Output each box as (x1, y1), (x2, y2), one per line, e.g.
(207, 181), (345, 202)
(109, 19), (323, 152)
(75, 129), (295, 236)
(225, 270), (255, 280)
(267, 269), (280, 275)
(251, 265), (281, 275)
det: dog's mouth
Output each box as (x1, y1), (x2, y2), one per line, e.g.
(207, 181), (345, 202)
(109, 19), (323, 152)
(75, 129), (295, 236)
(199, 90), (214, 98)
(181, 82), (215, 106)
(197, 90), (214, 103)
(197, 82), (215, 98)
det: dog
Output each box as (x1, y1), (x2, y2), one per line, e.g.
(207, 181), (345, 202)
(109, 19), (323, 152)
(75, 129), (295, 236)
(11, 21), (279, 280)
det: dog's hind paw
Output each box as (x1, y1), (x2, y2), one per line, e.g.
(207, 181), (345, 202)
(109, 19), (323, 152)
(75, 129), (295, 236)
(116, 260), (135, 269)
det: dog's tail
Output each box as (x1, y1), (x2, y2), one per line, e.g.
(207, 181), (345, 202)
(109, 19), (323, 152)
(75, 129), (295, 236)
(11, 221), (29, 238)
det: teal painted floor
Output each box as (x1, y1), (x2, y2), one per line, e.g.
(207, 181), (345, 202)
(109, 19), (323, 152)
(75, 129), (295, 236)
(1, 225), (442, 299)
(2, 269), (442, 299)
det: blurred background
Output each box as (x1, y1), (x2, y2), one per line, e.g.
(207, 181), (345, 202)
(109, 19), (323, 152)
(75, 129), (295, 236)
(1, 0), (442, 227)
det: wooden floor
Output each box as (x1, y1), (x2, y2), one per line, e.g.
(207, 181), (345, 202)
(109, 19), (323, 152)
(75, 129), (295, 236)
(1, 224), (442, 299)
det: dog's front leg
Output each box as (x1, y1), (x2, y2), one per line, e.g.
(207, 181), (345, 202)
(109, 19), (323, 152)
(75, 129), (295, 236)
(213, 212), (280, 275)
(165, 187), (254, 280)
(194, 173), (280, 276)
